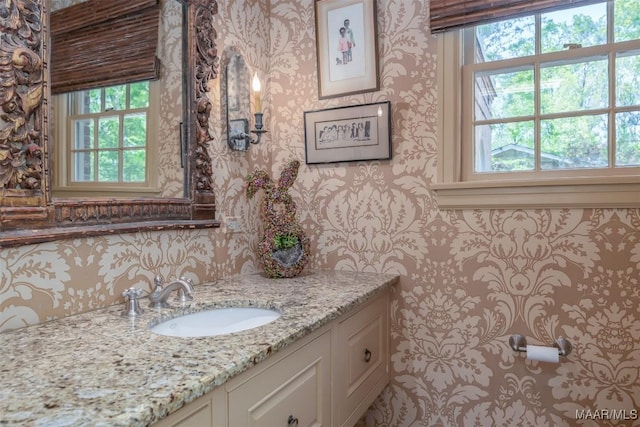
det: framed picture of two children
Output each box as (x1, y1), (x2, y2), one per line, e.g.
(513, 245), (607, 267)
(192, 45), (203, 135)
(315, 0), (379, 99)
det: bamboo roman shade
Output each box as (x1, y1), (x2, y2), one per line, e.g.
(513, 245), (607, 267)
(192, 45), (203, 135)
(430, 0), (603, 33)
(50, 0), (160, 94)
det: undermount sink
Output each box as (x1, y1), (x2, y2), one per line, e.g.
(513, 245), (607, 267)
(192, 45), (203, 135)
(149, 307), (281, 337)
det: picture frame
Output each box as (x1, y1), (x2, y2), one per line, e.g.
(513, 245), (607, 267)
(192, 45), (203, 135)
(315, 0), (379, 99)
(304, 101), (391, 164)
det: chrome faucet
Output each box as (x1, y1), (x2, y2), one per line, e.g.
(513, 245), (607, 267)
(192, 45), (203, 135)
(149, 276), (194, 308)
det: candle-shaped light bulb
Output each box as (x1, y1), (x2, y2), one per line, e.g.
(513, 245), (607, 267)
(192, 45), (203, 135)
(252, 73), (262, 113)
(377, 105), (383, 117)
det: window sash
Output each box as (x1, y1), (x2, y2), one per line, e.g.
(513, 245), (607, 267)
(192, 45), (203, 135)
(460, 8), (640, 181)
(52, 82), (159, 196)
(69, 112), (149, 184)
(67, 85), (149, 184)
(434, 19), (640, 208)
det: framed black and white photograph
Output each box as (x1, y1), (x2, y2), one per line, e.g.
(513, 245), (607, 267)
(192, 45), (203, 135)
(304, 101), (391, 164)
(315, 0), (379, 99)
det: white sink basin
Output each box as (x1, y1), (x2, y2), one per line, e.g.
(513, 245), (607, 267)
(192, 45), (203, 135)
(149, 307), (281, 337)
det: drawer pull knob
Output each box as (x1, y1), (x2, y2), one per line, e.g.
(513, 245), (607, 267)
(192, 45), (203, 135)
(364, 348), (372, 362)
(288, 415), (299, 426)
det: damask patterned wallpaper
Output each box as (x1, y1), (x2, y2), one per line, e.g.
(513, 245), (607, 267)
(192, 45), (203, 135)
(266, 0), (640, 425)
(1, 0), (639, 425)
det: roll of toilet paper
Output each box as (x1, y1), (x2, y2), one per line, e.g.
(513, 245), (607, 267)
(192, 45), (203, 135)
(526, 344), (559, 363)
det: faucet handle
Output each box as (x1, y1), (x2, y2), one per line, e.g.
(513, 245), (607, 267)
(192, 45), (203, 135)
(121, 287), (147, 317)
(176, 288), (193, 302)
(176, 276), (194, 302)
(152, 275), (164, 293)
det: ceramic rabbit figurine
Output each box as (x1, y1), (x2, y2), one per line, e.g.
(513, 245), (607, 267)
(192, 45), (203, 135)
(246, 159), (310, 278)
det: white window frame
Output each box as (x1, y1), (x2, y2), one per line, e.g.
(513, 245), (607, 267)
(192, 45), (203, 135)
(52, 81), (160, 197)
(433, 4), (640, 209)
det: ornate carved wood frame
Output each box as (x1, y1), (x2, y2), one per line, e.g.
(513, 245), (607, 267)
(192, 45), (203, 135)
(0, 0), (220, 247)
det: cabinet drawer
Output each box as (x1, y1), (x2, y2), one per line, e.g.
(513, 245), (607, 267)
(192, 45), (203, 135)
(334, 291), (389, 427)
(227, 331), (331, 427)
(153, 394), (211, 427)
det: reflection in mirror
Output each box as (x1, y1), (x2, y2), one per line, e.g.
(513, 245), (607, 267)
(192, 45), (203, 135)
(0, 0), (220, 245)
(225, 54), (251, 151)
(50, 0), (184, 198)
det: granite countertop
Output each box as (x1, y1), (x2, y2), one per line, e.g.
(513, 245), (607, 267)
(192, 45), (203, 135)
(0, 269), (398, 426)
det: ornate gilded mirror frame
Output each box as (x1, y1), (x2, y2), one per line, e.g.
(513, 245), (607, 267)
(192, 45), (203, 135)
(0, 0), (220, 247)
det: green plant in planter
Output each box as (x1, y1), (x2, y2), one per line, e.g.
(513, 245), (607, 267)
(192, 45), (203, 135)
(246, 160), (310, 278)
(274, 233), (299, 250)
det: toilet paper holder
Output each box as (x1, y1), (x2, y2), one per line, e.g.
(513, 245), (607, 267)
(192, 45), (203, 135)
(509, 334), (572, 357)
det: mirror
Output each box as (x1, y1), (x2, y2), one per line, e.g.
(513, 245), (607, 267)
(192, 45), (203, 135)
(225, 53), (251, 151)
(49, 0), (185, 198)
(0, 0), (221, 246)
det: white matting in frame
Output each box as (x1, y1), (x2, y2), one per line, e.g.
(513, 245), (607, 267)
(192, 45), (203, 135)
(304, 101), (391, 164)
(315, 0), (379, 99)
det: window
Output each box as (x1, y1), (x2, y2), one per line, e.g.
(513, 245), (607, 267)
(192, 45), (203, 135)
(53, 82), (159, 196)
(435, 1), (640, 208)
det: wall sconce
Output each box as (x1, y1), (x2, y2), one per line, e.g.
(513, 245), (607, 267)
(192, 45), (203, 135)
(250, 72), (267, 145)
(225, 55), (267, 151)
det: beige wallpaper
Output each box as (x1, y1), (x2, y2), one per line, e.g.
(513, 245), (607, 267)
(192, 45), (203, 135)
(2, 0), (639, 425)
(267, 0), (640, 425)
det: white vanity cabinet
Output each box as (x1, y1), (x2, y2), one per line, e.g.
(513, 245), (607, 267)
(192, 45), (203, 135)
(220, 330), (332, 427)
(333, 290), (389, 427)
(154, 288), (390, 427)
